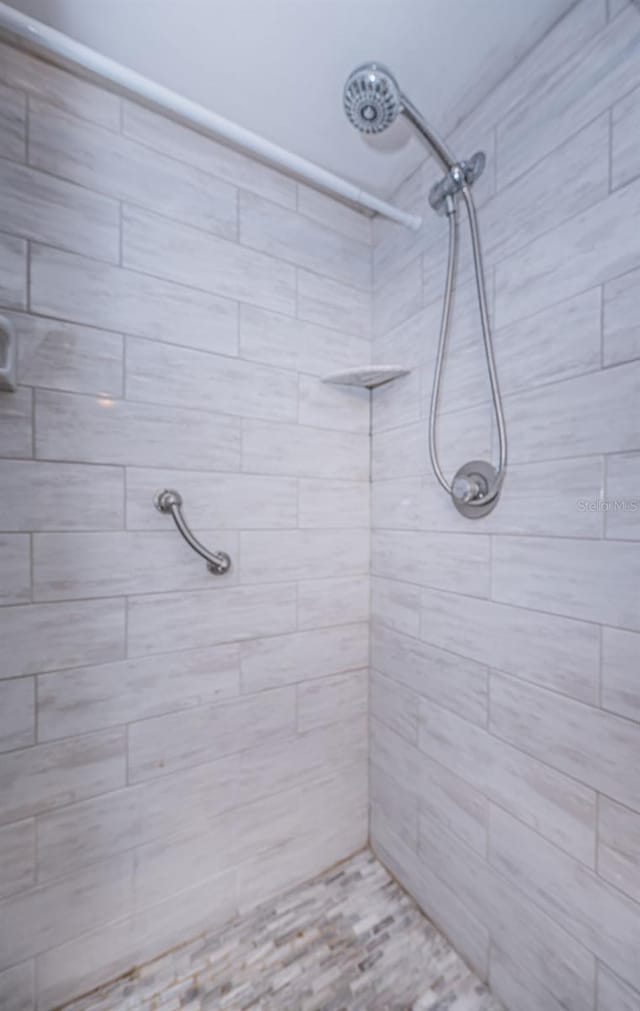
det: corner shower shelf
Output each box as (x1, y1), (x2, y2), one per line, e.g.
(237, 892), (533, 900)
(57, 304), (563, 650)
(322, 365), (411, 389)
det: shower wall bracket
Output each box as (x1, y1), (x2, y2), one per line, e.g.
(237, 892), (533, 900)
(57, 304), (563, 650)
(428, 152), (486, 216)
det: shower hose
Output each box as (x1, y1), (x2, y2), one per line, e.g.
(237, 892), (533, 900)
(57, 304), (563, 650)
(427, 185), (508, 498)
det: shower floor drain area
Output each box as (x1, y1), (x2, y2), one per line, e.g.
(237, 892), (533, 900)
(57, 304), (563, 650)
(62, 851), (502, 1011)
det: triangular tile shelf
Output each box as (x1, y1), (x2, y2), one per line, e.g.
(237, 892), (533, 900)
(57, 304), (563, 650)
(322, 365), (411, 389)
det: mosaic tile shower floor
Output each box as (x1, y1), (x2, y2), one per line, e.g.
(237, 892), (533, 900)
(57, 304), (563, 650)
(63, 850), (503, 1011)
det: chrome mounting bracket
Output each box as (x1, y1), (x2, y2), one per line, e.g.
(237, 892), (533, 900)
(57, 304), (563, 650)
(429, 151), (486, 216)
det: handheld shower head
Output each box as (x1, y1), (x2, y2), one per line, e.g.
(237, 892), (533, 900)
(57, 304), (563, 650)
(343, 62), (401, 134)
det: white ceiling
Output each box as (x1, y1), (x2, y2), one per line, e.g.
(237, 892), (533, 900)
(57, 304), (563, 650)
(9, 0), (575, 197)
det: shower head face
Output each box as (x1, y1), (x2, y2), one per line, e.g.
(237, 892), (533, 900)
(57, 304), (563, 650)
(343, 63), (402, 134)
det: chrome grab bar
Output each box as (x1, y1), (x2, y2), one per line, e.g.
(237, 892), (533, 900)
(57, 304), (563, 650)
(153, 489), (231, 575)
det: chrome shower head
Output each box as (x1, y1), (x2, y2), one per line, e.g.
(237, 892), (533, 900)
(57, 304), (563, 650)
(343, 62), (402, 134)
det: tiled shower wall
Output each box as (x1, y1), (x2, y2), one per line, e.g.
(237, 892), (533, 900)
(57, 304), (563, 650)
(0, 42), (371, 1010)
(370, 1), (640, 1009)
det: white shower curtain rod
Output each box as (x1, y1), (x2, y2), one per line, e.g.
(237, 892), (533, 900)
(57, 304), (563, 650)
(0, 2), (422, 231)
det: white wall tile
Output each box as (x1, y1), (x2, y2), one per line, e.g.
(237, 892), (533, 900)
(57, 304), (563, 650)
(0, 729), (126, 826)
(492, 535), (640, 629)
(371, 576), (421, 638)
(605, 452), (640, 539)
(35, 389), (241, 471)
(604, 267), (640, 366)
(367, 5), (640, 1008)
(371, 421), (426, 482)
(373, 256), (422, 338)
(370, 671), (418, 744)
(485, 114), (609, 263)
(29, 99), (238, 238)
(597, 965), (640, 1011)
(296, 268), (371, 338)
(415, 803), (596, 1011)
(0, 678), (34, 752)
(612, 82), (640, 190)
(370, 762), (419, 854)
(122, 99), (296, 209)
(0, 159), (119, 263)
(496, 180), (640, 326)
(489, 805), (640, 993)
(131, 816), (236, 909)
(598, 796), (640, 904)
(123, 204), (295, 314)
(12, 312), (124, 397)
(372, 529), (490, 597)
(0, 598), (125, 679)
(372, 368), (422, 434)
(373, 623), (488, 727)
(126, 468), (296, 531)
(239, 192), (370, 291)
(482, 457), (605, 538)
(0, 820), (35, 899)
(372, 477), (424, 531)
(127, 583), (297, 656)
(0, 41), (120, 129)
(0, 82), (26, 162)
(0, 460), (123, 532)
(420, 585), (600, 703)
(490, 945), (568, 1011)
(239, 303), (370, 375)
(240, 529), (368, 584)
(296, 575), (369, 630)
(490, 672), (640, 811)
(36, 717), (364, 881)
(128, 687), (295, 783)
(0, 230), (26, 310)
(298, 478), (369, 528)
(298, 375), (369, 433)
(0, 38), (372, 995)
(126, 336), (297, 423)
(496, 9), (640, 187)
(373, 809), (490, 979)
(296, 669), (367, 732)
(0, 960), (34, 1011)
(502, 362), (640, 463)
(35, 870), (235, 1011)
(0, 852), (133, 971)
(242, 419), (369, 480)
(601, 626), (640, 721)
(0, 386), (32, 459)
(297, 184), (372, 245)
(29, 243), (239, 355)
(37, 645), (240, 741)
(494, 287), (602, 398)
(0, 534), (30, 605)
(240, 624), (368, 692)
(420, 698), (596, 864)
(372, 719), (488, 856)
(372, 303), (437, 370)
(234, 764), (367, 914)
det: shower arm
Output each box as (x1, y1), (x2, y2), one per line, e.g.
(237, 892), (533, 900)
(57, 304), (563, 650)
(399, 93), (457, 173)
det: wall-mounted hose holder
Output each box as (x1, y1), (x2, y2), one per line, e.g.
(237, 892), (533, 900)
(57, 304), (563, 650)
(0, 316), (16, 392)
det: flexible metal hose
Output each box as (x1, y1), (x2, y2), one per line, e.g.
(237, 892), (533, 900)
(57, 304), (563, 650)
(427, 186), (507, 494)
(428, 204), (458, 494)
